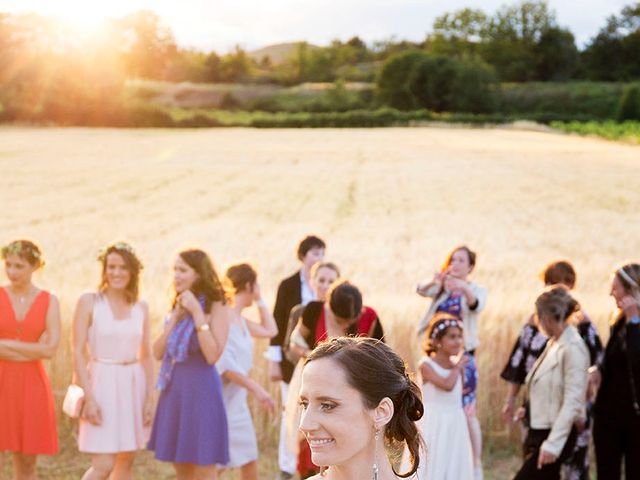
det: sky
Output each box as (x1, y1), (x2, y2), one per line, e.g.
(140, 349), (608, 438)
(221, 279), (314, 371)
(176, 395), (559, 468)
(0, 0), (631, 52)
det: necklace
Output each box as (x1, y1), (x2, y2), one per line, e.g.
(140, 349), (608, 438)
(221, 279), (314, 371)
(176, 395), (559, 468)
(9, 286), (33, 305)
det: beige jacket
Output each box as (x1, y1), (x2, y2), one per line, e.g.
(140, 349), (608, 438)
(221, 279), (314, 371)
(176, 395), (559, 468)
(526, 325), (589, 457)
(416, 281), (487, 351)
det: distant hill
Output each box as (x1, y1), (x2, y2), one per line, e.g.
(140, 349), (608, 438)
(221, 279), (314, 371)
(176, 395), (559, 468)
(248, 42), (320, 65)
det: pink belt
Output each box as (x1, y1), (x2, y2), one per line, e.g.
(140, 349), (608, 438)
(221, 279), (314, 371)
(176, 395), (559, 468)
(92, 357), (138, 365)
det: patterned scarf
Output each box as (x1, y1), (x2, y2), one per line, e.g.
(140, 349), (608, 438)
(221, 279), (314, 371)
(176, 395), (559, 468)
(156, 295), (206, 391)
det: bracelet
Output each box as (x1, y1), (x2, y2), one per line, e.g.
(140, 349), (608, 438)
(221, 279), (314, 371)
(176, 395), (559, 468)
(196, 323), (210, 332)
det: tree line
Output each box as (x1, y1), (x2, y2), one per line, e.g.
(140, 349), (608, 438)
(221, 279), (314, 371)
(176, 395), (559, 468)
(0, 1), (638, 125)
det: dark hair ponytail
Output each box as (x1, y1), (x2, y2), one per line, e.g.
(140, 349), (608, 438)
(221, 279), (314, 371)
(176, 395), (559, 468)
(328, 280), (363, 321)
(386, 373), (424, 477)
(305, 337), (424, 477)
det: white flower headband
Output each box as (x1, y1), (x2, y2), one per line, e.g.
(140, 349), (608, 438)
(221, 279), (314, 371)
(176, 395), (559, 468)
(1, 241), (43, 262)
(430, 318), (464, 339)
(98, 242), (143, 269)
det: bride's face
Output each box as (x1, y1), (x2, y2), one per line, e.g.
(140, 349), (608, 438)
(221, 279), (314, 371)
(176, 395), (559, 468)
(299, 357), (376, 469)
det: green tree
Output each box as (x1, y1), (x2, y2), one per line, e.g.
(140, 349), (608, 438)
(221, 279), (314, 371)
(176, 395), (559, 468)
(482, 0), (558, 81)
(426, 8), (488, 58)
(533, 27), (578, 80)
(376, 50), (428, 109)
(220, 46), (252, 82)
(116, 10), (177, 79)
(582, 3), (640, 80)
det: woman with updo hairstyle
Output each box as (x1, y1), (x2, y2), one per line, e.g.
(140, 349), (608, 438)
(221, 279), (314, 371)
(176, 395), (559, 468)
(148, 249), (231, 480)
(0, 240), (60, 479)
(513, 286), (589, 480)
(299, 336), (423, 480)
(72, 242), (153, 480)
(289, 279), (384, 478)
(216, 262), (277, 480)
(592, 263), (640, 479)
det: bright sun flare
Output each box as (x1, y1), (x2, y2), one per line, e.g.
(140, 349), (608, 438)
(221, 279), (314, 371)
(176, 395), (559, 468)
(44, 1), (141, 33)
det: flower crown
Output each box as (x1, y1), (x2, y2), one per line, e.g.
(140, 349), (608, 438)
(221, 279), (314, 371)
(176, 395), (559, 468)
(98, 242), (143, 269)
(430, 318), (464, 339)
(1, 241), (43, 263)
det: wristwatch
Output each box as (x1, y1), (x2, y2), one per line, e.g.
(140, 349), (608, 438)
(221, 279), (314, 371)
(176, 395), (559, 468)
(197, 323), (211, 332)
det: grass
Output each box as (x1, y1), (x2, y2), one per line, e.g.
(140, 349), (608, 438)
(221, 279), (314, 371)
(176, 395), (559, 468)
(550, 120), (640, 143)
(1, 126), (639, 478)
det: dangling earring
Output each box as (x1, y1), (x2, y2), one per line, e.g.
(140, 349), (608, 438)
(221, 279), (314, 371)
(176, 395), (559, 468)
(372, 428), (380, 480)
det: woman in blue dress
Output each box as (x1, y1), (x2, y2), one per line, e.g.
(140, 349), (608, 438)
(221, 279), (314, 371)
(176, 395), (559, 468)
(148, 249), (231, 480)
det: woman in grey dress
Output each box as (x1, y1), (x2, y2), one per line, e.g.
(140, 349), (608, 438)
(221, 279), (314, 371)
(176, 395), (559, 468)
(217, 263), (278, 480)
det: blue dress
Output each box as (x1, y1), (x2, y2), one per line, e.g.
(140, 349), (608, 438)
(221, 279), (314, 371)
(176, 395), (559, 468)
(148, 328), (229, 465)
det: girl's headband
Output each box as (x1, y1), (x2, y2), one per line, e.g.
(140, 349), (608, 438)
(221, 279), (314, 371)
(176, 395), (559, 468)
(430, 318), (464, 339)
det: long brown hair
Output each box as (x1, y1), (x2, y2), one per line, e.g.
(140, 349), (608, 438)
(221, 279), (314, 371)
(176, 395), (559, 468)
(98, 243), (143, 303)
(174, 249), (225, 314)
(305, 337), (423, 478)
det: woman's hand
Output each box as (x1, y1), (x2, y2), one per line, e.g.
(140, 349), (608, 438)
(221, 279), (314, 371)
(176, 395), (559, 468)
(452, 351), (469, 371)
(178, 290), (203, 316)
(502, 396), (516, 423)
(445, 275), (468, 293)
(252, 282), (262, 302)
(82, 397), (102, 426)
(587, 366), (601, 401)
(537, 449), (557, 469)
(143, 398), (154, 426)
(416, 272), (445, 296)
(254, 385), (275, 413)
(269, 361), (283, 382)
(513, 406), (526, 423)
(620, 295), (640, 319)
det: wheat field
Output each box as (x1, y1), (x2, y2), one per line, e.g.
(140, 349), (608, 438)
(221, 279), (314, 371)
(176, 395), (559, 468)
(1, 125), (639, 479)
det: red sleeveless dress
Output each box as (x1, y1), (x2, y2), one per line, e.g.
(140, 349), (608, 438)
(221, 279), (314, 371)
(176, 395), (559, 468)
(0, 288), (58, 455)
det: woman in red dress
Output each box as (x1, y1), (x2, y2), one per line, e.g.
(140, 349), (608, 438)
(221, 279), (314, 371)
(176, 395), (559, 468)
(0, 240), (61, 479)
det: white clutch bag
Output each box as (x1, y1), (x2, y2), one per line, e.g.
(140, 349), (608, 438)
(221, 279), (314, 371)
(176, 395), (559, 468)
(62, 384), (85, 418)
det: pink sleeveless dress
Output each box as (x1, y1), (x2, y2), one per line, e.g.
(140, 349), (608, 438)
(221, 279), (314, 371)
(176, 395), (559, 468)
(78, 294), (149, 453)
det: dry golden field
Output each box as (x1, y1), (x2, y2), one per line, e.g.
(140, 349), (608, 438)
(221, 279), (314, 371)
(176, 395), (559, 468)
(1, 125), (639, 479)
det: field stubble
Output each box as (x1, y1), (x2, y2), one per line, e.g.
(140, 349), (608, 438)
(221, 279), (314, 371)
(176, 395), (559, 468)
(1, 126), (639, 479)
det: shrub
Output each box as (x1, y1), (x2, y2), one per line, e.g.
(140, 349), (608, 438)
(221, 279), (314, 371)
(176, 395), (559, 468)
(378, 52), (497, 113)
(616, 84), (640, 121)
(376, 50), (429, 110)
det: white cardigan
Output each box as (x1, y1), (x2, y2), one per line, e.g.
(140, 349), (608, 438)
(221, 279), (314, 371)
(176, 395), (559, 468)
(416, 281), (487, 352)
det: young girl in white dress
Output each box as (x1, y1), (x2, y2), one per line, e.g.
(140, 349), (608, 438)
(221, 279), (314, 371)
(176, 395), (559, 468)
(217, 263), (278, 480)
(416, 312), (474, 480)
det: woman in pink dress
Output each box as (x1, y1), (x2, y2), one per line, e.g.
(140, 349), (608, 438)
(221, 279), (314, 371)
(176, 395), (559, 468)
(72, 243), (153, 480)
